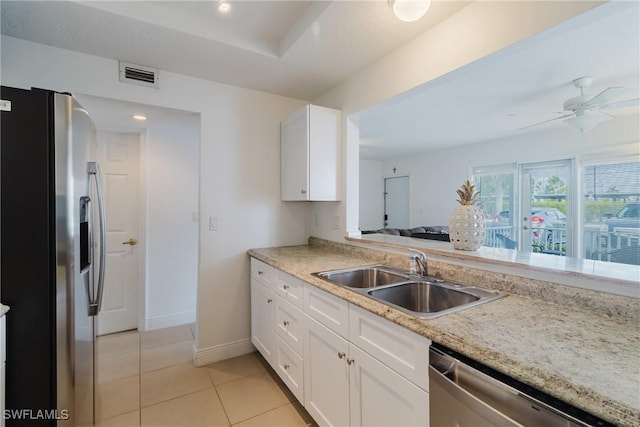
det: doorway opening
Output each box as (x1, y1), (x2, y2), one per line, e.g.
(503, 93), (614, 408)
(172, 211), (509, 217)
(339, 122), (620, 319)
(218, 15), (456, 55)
(384, 176), (410, 228)
(77, 94), (201, 336)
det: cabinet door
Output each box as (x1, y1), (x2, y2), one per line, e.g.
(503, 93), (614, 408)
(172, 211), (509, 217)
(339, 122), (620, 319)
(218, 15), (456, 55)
(251, 279), (274, 365)
(304, 315), (350, 427)
(349, 344), (429, 427)
(281, 105), (309, 201)
(349, 305), (430, 391)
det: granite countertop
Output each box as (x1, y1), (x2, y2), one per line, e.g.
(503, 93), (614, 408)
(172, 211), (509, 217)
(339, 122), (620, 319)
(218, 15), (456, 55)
(248, 240), (640, 427)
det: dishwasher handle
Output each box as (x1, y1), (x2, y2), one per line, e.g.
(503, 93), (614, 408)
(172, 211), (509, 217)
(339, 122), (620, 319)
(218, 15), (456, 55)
(429, 365), (524, 427)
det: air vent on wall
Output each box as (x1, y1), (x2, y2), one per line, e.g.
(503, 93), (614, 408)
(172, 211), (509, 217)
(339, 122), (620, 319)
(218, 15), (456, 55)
(119, 62), (159, 89)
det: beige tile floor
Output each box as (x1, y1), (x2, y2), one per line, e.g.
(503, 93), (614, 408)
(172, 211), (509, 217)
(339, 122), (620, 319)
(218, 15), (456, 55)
(96, 324), (316, 427)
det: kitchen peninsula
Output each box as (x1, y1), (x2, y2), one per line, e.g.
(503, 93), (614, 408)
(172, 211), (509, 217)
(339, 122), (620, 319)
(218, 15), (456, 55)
(249, 237), (640, 426)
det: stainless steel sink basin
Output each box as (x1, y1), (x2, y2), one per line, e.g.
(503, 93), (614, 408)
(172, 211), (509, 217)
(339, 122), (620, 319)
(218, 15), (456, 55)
(367, 281), (504, 319)
(312, 265), (409, 289)
(313, 265), (505, 319)
(368, 282), (479, 313)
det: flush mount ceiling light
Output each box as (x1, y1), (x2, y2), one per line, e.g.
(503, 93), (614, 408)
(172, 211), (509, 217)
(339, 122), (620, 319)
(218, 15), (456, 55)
(218, 0), (231, 14)
(132, 115), (147, 121)
(389, 0), (431, 22)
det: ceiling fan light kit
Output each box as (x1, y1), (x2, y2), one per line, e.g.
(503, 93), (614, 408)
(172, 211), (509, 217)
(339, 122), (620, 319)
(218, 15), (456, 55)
(388, 0), (431, 22)
(564, 110), (611, 132)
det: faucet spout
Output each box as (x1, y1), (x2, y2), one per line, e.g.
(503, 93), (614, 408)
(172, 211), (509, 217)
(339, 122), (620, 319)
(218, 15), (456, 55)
(408, 249), (428, 277)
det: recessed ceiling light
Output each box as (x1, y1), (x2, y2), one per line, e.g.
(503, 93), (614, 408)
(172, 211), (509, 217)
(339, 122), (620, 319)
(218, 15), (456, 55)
(218, 1), (231, 14)
(132, 115), (147, 121)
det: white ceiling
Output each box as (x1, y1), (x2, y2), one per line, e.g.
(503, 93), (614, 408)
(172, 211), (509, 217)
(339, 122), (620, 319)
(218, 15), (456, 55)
(0, 0), (469, 100)
(2, 1), (638, 154)
(358, 1), (640, 159)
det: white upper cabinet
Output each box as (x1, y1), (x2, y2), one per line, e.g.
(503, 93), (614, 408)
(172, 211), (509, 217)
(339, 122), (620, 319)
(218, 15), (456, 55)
(281, 104), (341, 201)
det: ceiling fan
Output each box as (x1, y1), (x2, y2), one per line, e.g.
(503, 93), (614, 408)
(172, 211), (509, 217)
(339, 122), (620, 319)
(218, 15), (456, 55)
(513, 76), (639, 132)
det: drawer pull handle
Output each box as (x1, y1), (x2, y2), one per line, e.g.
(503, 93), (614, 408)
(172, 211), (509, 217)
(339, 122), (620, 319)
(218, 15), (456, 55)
(283, 321), (290, 326)
(347, 358), (355, 365)
(337, 352), (346, 359)
(284, 364), (290, 370)
(267, 299), (273, 303)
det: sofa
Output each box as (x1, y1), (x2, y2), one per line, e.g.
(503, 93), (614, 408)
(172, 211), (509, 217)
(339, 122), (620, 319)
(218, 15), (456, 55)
(361, 226), (450, 242)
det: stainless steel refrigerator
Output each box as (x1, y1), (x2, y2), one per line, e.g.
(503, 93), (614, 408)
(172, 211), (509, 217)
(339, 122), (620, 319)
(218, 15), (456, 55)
(1, 86), (106, 426)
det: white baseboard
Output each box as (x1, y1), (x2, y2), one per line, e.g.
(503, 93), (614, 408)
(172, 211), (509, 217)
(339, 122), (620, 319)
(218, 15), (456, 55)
(193, 338), (255, 367)
(145, 311), (196, 331)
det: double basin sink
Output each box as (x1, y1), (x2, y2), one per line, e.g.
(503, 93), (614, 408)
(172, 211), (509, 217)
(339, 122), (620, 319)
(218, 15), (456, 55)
(312, 265), (504, 319)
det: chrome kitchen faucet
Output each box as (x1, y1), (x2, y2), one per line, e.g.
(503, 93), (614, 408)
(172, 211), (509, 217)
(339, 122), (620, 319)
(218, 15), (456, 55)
(408, 249), (428, 277)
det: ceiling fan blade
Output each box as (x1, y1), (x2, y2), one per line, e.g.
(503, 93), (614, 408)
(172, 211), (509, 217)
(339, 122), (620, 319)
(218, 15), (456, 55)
(517, 113), (575, 131)
(584, 87), (631, 107)
(507, 112), (566, 117)
(601, 97), (640, 110)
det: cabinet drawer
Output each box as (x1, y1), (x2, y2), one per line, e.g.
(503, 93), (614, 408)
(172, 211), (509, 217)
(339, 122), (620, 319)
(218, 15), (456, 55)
(251, 258), (274, 289)
(304, 283), (349, 339)
(349, 304), (430, 391)
(274, 295), (304, 355)
(274, 336), (304, 403)
(275, 271), (304, 309)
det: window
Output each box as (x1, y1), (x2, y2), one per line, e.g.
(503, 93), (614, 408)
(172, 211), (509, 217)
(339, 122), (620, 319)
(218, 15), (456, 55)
(472, 164), (517, 249)
(582, 159), (640, 265)
(473, 157), (639, 266)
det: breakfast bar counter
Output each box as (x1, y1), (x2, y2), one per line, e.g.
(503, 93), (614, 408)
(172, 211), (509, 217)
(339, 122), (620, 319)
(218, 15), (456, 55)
(248, 238), (640, 426)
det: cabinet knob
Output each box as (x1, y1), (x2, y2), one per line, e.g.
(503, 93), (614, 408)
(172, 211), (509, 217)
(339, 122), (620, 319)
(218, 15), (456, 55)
(267, 299), (273, 303)
(284, 364), (290, 370)
(337, 352), (346, 359)
(347, 358), (355, 365)
(283, 284), (290, 290)
(301, 189), (307, 194)
(258, 270), (263, 275)
(283, 321), (290, 326)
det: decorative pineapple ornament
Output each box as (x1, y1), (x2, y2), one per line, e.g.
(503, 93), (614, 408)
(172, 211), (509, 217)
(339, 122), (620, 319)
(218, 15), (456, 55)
(449, 180), (486, 250)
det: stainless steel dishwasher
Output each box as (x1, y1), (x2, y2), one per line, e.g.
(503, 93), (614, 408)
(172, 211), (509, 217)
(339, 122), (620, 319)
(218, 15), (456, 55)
(429, 344), (614, 427)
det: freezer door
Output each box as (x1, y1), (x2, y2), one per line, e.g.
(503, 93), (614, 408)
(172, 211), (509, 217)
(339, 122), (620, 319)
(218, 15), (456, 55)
(54, 93), (97, 426)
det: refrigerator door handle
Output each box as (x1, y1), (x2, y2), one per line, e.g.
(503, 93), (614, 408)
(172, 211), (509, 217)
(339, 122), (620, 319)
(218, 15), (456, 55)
(88, 161), (106, 316)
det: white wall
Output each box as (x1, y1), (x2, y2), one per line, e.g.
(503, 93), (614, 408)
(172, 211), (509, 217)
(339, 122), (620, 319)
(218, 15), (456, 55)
(2, 36), (310, 362)
(311, 1), (602, 240)
(145, 122), (199, 329)
(377, 115), (640, 228)
(359, 159), (384, 230)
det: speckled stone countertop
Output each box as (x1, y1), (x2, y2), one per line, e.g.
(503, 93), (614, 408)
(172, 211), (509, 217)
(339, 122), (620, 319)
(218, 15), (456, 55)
(248, 238), (640, 426)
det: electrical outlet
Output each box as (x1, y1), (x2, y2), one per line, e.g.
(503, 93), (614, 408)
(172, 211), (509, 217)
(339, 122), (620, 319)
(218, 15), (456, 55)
(331, 215), (340, 230)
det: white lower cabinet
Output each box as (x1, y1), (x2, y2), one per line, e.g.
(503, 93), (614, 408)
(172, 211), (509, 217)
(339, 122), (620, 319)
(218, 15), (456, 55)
(250, 257), (431, 427)
(250, 278), (274, 365)
(304, 314), (429, 427)
(304, 314), (350, 426)
(349, 344), (429, 427)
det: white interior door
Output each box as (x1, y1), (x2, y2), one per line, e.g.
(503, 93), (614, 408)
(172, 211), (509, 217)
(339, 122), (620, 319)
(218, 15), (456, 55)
(384, 176), (410, 228)
(97, 131), (140, 335)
